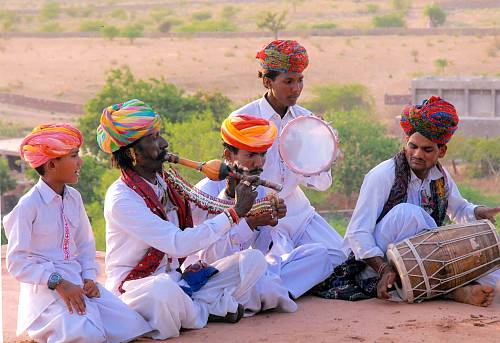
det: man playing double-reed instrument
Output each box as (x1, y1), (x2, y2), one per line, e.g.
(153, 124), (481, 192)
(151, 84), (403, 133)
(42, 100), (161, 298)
(97, 99), (276, 340)
(340, 96), (500, 306)
(191, 114), (338, 301)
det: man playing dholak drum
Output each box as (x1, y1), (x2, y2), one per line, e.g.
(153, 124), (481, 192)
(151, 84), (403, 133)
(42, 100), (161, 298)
(341, 96), (500, 306)
(227, 40), (347, 295)
(189, 114), (333, 305)
(97, 99), (280, 340)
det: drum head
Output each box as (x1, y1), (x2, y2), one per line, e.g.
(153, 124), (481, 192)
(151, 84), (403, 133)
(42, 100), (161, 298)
(386, 244), (414, 303)
(279, 116), (338, 176)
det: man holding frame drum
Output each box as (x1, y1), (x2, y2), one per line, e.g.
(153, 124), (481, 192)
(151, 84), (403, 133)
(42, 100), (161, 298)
(227, 40), (347, 291)
(343, 96), (500, 307)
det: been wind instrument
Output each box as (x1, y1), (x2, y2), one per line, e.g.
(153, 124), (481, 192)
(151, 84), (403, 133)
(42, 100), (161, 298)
(164, 153), (283, 192)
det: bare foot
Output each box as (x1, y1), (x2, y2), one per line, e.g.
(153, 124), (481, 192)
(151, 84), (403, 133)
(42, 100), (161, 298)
(451, 284), (495, 307)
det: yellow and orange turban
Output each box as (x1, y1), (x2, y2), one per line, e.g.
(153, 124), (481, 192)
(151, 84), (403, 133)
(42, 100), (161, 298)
(221, 114), (277, 153)
(96, 99), (161, 154)
(20, 123), (83, 168)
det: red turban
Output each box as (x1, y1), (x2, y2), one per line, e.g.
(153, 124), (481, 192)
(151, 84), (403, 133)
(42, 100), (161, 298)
(400, 96), (459, 145)
(221, 114), (277, 153)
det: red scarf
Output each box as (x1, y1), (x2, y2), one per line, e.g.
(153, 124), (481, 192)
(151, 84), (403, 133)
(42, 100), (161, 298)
(118, 168), (193, 293)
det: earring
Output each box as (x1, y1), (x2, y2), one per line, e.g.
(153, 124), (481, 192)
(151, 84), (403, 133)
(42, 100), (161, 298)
(129, 149), (137, 166)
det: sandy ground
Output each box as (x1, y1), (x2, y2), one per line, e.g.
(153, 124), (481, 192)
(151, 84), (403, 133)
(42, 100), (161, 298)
(3, 247), (500, 343)
(0, 34), (499, 128)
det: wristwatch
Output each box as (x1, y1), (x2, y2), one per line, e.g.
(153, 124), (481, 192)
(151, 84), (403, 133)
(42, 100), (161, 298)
(47, 272), (63, 290)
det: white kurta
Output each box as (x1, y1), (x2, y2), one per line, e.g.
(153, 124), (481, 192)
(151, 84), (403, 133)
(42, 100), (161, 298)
(231, 96), (347, 273)
(343, 158), (500, 287)
(191, 176), (334, 299)
(3, 179), (151, 343)
(104, 177), (267, 340)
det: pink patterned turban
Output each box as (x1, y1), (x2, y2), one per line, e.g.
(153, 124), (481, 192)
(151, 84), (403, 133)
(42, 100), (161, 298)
(20, 123), (83, 168)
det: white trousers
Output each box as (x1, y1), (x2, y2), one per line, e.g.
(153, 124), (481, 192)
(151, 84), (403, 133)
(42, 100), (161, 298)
(120, 249), (267, 340)
(374, 203), (500, 288)
(27, 284), (151, 343)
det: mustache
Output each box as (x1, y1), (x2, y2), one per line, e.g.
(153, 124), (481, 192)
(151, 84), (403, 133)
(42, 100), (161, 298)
(410, 157), (425, 164)
(232, 165), (264, 175)
(158, 150), (168, 161)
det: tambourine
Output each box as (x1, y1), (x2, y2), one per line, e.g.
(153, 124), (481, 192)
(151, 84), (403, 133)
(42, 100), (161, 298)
(279, 116), (339, 176)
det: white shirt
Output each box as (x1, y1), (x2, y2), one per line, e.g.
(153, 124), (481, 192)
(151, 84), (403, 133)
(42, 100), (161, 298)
(183, 178), (272, 266)
(3, 178), (98, 332)
(104, 177), (233, 294)
(344, 158), (478, 260)
(231, 96), (332, 240)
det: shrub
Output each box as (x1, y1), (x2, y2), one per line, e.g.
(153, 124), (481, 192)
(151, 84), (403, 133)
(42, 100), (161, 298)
(40, 2), (60, 20)
(121, 23), (144, 43)
(305, 83), (375, 114)
(221, 5), (239, 19)
(424, 4), (446, 27)
(101, 25), (119, 40)
(39, 22), (63, 32)
(192, 11), (212, 21)
(79, 19), (105, 32)
(175, 19), (236, 33)
(110, 8), (128, 20)
(257, 11), (288, 39)
(373, 13), (405, 28)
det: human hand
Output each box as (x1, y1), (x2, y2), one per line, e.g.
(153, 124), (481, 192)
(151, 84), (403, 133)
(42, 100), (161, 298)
(55, 279), (86, 315)
(376, 265), (397, 300)
(83, 279), (100, 298)
(234, 175), (259, 217)
(475, 206), (500, 224)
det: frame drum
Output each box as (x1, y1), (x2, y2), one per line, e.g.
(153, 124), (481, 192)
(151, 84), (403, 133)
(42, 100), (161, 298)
(387, 220), (500, 303)
(279, 116), (338, 176)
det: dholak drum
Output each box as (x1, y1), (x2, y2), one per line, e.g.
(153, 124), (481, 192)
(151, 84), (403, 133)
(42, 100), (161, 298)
(386, 220), (500, 303)
(279, 116), (339, 176)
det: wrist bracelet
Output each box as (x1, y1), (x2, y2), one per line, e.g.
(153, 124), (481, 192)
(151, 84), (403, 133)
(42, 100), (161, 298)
(377, 262), (390, 277)
(228, 207), (240, 224)
(223, 210), (234, 225)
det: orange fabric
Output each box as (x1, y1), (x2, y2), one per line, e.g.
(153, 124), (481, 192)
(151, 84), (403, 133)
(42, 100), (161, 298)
(221, 114), (277, 153)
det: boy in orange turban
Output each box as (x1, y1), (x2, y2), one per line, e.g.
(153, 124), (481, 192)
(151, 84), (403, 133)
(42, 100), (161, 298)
(4, 123), (151, 342)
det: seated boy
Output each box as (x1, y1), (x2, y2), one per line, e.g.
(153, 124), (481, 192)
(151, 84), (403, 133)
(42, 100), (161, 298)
(3, 123), (151, 342)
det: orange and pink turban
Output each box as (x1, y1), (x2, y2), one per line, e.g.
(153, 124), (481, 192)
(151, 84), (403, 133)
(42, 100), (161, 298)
(20, 123), (83, 168)
(221, 114), (277, 153)
(96, 99), (161, 154)
(400, 96), (459, 145)
(256, 40), (309, 74)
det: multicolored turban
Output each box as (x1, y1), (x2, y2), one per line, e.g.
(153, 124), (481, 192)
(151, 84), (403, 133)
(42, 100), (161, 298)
(96, 99), (161, 154)
(221, 114), (277, 153)
(400, 96), (459, 145)
(20, 123), (83, 168)
(256, 40), (309, 74)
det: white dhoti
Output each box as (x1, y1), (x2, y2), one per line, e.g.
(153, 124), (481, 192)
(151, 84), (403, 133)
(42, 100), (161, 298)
(373, 203), (500, 288)
(265, 213), (347, 298)
(120, 249), (267, 340)
(27, 284), (151, 343)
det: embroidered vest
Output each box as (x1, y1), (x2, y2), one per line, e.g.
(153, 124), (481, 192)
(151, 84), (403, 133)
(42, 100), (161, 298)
(376, 151), (448, 227)
(118, 168), (193, 293)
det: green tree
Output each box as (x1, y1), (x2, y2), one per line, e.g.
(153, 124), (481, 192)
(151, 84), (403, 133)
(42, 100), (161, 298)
(0, 157), (16, 194)
(121, 23), (144, 44)
(0, 10), (20, 31)
(257, 11), (288, 40)
(40, 2), (60, 20)
(305, 83), (375, 114)
(101, 25), (119, 40)
(72, 155), (107, 204)
(78, 67), (233, 155)
(424, 4), (446, 28)
(327, 110), (399, 206)
(163, 111), (222, 184)
(192, 11), (212, 21)
(221, 5), (239, 19)
(79, 19), (105, 32)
